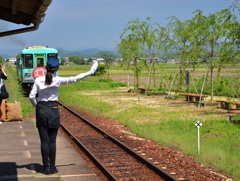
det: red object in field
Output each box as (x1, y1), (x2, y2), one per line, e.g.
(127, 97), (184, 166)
(32, 66), (47, 79)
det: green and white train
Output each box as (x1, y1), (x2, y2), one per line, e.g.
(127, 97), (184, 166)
(16, 45), (59, 87)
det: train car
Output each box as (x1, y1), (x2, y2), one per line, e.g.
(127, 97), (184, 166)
(16, 45), (59, 87)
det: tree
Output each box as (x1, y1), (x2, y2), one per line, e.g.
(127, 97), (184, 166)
(118, 18), (146, 89)
(229, 0), (240, 13)
(166, 17), (197, 92)
(117, 7), (240, 97)
(191, 9), (240, 100)
(166, 9), (240, 101)
(140, 18), (169, 91)
(117, 38), (133, 87)
(69, 56), (85, 65)
(100, 52), (115, 79)
(86, 58), (93, 65)
(119, 18), (169, 90)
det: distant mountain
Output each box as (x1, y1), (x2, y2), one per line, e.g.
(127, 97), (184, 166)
(57, 48), (119, 58)
(0, 48), (119, 58)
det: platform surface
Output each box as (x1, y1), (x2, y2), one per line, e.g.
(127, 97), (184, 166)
(0, 120), (99, 181)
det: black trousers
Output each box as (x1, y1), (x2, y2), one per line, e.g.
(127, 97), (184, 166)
(37, 126), (58, 168)
(36, 101), (60, 168)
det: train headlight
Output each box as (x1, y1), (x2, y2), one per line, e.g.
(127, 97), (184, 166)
(24, 72), (32, 77)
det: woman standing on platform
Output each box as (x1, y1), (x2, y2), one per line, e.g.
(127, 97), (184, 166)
(0, 65), (8, 124)
(29, 57), (98, 175)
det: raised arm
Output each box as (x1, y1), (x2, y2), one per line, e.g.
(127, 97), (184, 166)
(59, 61), (98, 85)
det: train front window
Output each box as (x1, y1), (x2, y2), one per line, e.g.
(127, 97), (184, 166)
(47, 53), (58, 59)
(47, 53), (59, 64)
(23, 54), (33, 68)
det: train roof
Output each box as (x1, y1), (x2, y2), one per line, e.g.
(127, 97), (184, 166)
(21, 46), (58, 53)
(0, 0), (53, 37)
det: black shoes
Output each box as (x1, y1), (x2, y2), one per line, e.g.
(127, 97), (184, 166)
(41, 166), (58, 175)
(50, 167), (58, 174)
(41, 167), (50, 175)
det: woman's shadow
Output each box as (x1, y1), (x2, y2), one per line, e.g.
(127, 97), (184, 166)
(17, 163), (42, 173)
(17, 163), (75, 174)
(0, 162), (42, 181)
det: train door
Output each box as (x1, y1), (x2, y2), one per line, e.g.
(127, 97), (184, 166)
(35, 55), (45, 67)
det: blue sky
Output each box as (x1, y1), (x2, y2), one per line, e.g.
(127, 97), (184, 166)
(0, 0), (237, 51)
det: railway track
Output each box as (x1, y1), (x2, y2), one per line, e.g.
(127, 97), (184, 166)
(58, 102), (179, 181)
(58, 102), (229, 181)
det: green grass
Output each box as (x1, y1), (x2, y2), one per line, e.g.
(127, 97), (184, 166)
(58, 78), (126, 116)
(5, 62), (240, 180)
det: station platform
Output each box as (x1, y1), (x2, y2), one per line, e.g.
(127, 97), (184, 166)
(0, 120), (99, 181)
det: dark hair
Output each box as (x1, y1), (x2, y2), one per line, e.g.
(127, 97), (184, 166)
(45, 68), (57, 85)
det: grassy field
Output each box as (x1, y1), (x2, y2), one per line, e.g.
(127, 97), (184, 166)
(4, 62), (240, 180)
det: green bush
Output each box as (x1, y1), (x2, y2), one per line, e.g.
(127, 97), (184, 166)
(95, 64), (106, 76)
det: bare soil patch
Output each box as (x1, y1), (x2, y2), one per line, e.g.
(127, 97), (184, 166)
(80, 86), (230, 123)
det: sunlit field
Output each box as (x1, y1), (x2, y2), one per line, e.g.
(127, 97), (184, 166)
(6, 62), (240, 180)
